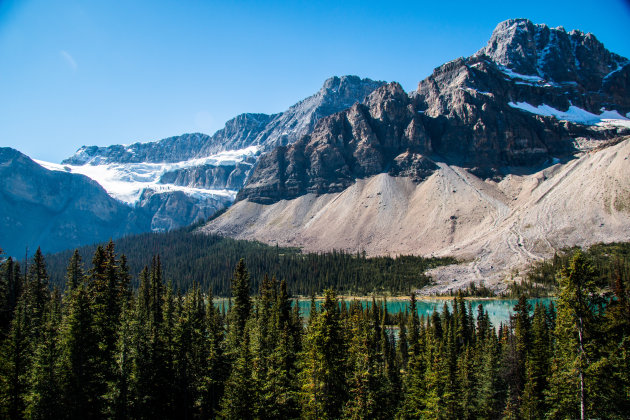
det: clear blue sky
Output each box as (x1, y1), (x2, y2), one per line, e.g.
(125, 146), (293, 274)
(1, 0), (629, 162)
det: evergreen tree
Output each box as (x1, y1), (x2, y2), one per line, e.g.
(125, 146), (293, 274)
(230, 258), (251, 340)
(199, 291), (227, 418)
(343, 304), (386, 419)
(108, 296), (134, 420)
(25, 248), (50, 341)
(520, 302), (551, 419)
(300, 289), (347, 419)
(219, 323), (255, 419)
(1, 257), (23, 336)
(65, 250), (84, 292)
(0, 298), (30, 419)
(546, 251), (600, 420)
(25, 293), (63, 419)
(60, 283), (103, 418)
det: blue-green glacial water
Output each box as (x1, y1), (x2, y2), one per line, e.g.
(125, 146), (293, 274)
(295, 297), (554, 327)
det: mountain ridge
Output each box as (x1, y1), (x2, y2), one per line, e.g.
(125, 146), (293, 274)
(0, 147), (150, 257)
(202, 18), (630, 290)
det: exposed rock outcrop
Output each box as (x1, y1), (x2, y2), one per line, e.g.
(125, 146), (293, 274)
(237, 19), (630, 204)
(0, 148), (150, 257)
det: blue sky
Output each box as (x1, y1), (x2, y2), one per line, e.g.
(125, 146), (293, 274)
(1, 0), (629, 162)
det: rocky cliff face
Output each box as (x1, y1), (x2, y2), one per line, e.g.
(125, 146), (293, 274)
(136, 189), (232, 232)
(0, 148), (150, 257)
(63, 132), (213, 165)
(238, 19), (630, 204)
(56, 76), (383, 232)
(63, 76), (384, 165)
(477, 18), (629, 96)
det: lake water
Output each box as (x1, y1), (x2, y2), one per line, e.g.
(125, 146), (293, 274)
(213, 297), (554, 327)
(295, 297), (555, 327)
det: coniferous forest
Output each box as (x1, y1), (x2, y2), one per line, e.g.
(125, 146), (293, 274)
(1, 243), (630, 419)
(42, 228), (456, 296)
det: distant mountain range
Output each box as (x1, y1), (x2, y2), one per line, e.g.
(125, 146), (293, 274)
(2, 18), (629, 293)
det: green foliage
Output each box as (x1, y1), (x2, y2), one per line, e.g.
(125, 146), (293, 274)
(0, 241), (629, 419)
(509, 242), (630, 297)
(300, 289), (347, 419)
(43, 229), (456, 296)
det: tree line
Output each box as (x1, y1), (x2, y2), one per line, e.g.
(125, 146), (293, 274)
(42, 229), (455, 296)
(1, 243), (629, 418)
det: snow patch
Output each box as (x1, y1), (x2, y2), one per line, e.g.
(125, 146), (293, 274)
(500, 66), (544, 82)
(508, 102), (630, 128)
(35, 145), (259, 204)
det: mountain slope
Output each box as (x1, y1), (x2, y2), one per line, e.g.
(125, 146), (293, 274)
(202, 137), (630, 291)
(0, 148), (150, 257)
(202, 18), (630, 290)
(51, 76), (384, 231)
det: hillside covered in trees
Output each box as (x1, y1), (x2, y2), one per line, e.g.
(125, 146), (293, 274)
(1, 244), (629, 419)
(42, 228), (456, 296)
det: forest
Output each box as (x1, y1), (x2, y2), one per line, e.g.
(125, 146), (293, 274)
(42, 228), (456, 296)
(1, 241), (629, 419)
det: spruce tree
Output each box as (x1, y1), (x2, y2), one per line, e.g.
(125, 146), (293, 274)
(546, 251), (600, 420)
(65, 250), (84, 292)
(60, 283), (102, 418)
(300, 289), (347, 419)
(0, 297), (30, 419)
(219, 323), (255, 420)
(25, 294), (63, 420)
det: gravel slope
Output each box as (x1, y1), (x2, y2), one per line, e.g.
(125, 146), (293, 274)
(201, 138), (630, 292)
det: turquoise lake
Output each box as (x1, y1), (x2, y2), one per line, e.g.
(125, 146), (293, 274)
(216, 297), (554, 327)
(295, 297), (554, 327)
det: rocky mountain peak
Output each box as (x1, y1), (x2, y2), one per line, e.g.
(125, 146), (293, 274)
(319, 75), (384, 103)
(476, 18), (628, 89)
(364, 82), (410, 122)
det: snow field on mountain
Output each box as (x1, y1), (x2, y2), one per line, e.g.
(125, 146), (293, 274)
(35, 145), (259, 204)
(508, 102), (630, 128)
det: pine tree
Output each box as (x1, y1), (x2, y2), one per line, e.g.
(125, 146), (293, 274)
(520, 302), (550, 419)
(60, 283), (103, 418)
(25, 293), (63, 419)
(342, 303), (388, 419)
(546, 251), (600, 420)
(65, 250), (84, 292)
(25, 248), (50, 341)
(475, 330), (502, 420)
(130, 258), (171, 419)
(230, 258), (251, 340)
(300, 289), (347, 419)
(396, 312), (409, 369)
(1, 257), (22, 336)
(219, 322), (255, 419)
(108, 296), (134, 420)
(0, 297), (30, 419)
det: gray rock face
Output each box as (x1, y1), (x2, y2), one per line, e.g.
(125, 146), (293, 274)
(238, 19), (630, 204)
(63, 133), (213, 165)
(474, 18), (630, 114)
(239, 83), (436, 203)
(0, 148), (150, 257)
(478, 18), (629, 92)
(136, 189), (232, 232)
(55, 76), (384, 234)
(62, 76), (385, 165)
(158, 158), (256, 190)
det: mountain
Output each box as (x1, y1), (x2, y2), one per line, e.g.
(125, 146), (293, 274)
(202, 19), (630, 291)
(62, 76), (385, 165)
(52, 76), (384, 231)
(0, 148), (150, 257)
